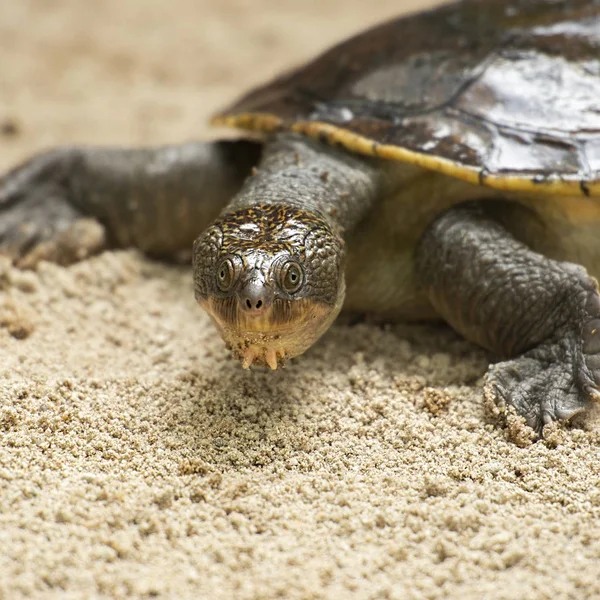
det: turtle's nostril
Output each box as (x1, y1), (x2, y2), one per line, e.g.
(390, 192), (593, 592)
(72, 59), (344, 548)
(244, 297), (264, 310)
(240, 280), (272, 314)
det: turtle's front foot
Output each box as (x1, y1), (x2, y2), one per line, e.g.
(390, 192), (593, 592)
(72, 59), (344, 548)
(485, 273), (600, 436)
(416, 203), (600, 440)
(485, 330), (600, 436)
(0, 148), (106, 268)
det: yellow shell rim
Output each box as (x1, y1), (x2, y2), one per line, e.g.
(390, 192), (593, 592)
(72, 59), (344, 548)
(211, 112), (599, 198)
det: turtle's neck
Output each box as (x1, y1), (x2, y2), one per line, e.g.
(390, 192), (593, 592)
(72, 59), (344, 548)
(223, 133), (383, 234)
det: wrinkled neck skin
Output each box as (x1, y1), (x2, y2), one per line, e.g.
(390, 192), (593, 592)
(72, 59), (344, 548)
(224, 133), (383, 235)
(195, 133), (383, 369)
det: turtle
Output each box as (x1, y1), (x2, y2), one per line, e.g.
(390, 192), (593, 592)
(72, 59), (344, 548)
(1, 0), (599, 437)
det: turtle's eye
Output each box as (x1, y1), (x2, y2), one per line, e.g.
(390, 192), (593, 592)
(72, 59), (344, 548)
(216, 258), (236, 292)
(280, 261), (304, 294)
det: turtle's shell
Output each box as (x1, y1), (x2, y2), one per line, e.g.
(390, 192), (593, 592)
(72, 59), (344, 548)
(213, 0), (600, 197)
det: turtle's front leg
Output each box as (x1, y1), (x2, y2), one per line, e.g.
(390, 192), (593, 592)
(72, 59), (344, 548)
(415, 202), (600, 436)
(0, 140), (261, 267)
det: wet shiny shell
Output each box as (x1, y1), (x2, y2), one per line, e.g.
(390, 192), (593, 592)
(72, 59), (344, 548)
(214, 0), (600, 197)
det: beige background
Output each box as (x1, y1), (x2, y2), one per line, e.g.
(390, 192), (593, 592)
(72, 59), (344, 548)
(1, 1), (600, 598)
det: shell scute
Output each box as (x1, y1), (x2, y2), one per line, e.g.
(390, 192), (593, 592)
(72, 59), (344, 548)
(214, 0), (600, 196)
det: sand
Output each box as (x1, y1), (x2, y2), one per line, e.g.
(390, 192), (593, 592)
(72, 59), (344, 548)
(1, 1), (600, 598)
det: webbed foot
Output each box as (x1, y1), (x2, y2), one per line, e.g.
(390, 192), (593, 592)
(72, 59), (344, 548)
(485, 334), (599, 436)
(416, 203), (600, 440)
(485, 273), (600, 436)
(0, 149), (106, 267)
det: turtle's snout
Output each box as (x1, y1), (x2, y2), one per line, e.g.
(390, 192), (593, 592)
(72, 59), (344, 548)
(238, 277), (273, 315)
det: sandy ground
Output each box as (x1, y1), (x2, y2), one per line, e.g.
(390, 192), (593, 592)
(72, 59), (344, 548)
(1, 1), (600, 598)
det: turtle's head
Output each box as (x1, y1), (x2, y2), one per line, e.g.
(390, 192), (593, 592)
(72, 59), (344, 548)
(193, 204), (345, 369)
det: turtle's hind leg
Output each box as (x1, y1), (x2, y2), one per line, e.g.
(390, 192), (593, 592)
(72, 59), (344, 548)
(415, 202), (600, 437)
(0, 140), (261, 267)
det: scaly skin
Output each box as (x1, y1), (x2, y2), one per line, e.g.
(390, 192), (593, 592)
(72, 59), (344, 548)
(416, 203), (600, 434)
(193, 134), (382, 368)
(0, 140), (260, 266)
(1, 133), (599, 437)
